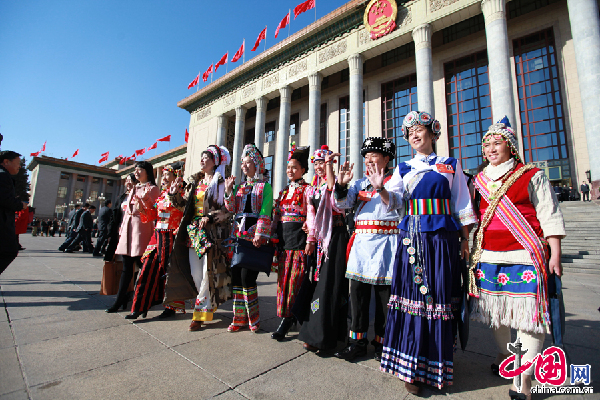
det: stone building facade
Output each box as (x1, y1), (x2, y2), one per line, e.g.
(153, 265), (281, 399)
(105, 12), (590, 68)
(178, 0), (600, 198)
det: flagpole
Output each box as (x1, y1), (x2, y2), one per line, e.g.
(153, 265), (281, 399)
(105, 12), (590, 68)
(264, 26), (267, 52)
(243, 39), (245, 64)
(288, 10), (291, 38)
(196, 71), (200, 92)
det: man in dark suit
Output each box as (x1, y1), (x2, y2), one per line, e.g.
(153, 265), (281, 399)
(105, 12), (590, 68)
(93, 200), (112, 257)
(59, 204), (83, 251)
(0, 151), (28, 276)
(65, 204), (95, 253)
(580, 181), (591, 202)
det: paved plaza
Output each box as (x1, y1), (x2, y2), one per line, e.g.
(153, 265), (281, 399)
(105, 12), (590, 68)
(1, 234), (599, 400)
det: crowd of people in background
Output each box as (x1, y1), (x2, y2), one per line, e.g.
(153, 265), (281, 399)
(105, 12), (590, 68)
(0, 111), (578, 398)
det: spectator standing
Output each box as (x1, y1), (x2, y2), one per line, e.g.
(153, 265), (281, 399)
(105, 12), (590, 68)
(553, 184), (563, 203)
(41, 219), (49, 237)
(51, 218), (59, 237)
(0, 150), (28, 276)
(93, 200), (112, 257)
(580, 181), (590, 202)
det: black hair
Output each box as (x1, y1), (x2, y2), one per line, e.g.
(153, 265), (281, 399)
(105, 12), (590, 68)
(74, 204), (81, 208)
(134, 161), (156, 186)
(89, 205), (96, 210)
(83, 203), (90, 208)
(201, 150), (218, 172)
(127, 172), (139, 184)
(0, 150), (21, 163)
(289, 155), (308, 174)
(105, 200), (112, 207)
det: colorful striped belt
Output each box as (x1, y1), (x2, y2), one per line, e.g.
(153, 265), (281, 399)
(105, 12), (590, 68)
(354, 220), (399, 235)
(407, 198), (451, 215)
(282, 215), (306, 223)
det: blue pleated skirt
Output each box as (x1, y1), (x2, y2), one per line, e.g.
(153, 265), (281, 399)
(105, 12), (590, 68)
(380, 229), (461, 389)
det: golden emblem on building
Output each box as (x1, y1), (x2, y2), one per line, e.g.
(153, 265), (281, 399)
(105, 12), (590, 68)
(364, 0), (398, 40)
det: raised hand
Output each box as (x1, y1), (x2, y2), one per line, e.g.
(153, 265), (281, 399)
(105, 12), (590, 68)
(225, 176), (236, 195)
(338, 161), (354, 186)
(366, 164), (385, 190)
(169, 177), (183, 194)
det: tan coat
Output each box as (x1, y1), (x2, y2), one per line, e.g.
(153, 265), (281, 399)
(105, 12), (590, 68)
(115, 183), (160, 257)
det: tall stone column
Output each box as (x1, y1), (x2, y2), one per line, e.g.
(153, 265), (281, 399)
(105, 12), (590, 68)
(274, 85), (292, 194)
(567, 0), (600, 187)
(231, 106), (246, 184)
(254, 96), (267, 151)
(216, 115), (227, 147)
(83, 176), (92, 204)
(65, 173), (77, 205)
(348, 54), (364, 180)
(308, 72), (323, 183)
(413, 24), (435, 116)
(482, 0), (517, 126)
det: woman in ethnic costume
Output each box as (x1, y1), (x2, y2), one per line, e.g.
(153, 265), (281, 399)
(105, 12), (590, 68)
(106, 161), (161, 313)
(297, 145), (349, 353)
(271, 144), (315, 341)
(470, 118), (565, 400)
(163, 145), (232, 331)
(125, 162), (185, 319)
(223, 143), (273, 333)
(380, 111), (476, 395)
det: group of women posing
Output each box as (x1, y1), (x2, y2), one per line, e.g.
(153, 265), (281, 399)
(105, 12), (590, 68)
(103, 111), (564, 400)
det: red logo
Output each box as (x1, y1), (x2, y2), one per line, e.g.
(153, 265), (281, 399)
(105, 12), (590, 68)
(500, 346), (568, 387)
(364, 0), (397, 40)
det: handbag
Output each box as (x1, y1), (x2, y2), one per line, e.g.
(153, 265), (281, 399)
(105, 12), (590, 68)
(99, 260), (134, 295)
(222, 237), (275, 276)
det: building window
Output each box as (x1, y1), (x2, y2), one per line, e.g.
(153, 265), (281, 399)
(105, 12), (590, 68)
(265, 121), (276, 142)
(92, 177), (101, 184)
(508, 0), (561, 20)
(291, 88), (302, 102)
(338, 94), (366, 164)
(290, 113), (300, 136)
(442, 14), (485, 44)
(322, 76), (329, 90)
(77, 175), (86, 182)
(264, 155), (273, 185)
(74, 188), (83, 200)
(514, 28), (569, 165)
(267, 97), (280, 111)
(445, 50), (491, 174)
(89, 191), (98, 202)
(245, 128), (254, 145)
(60, 172), (70, 180)
(381, 73), (418, 166)
(106, 180), (113, 187)
(57, 186), (67, 198)
(381, 43), (415, 67)
(341, 68), (349, 83)
(320, 103), (328, 146)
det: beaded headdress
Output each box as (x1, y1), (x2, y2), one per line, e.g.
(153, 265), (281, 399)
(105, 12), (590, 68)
(241, 143), (265, 174)
(310, 145), (333, 163)
(163, 161), (184, 178)
(360, 137), (396, 159)
(482, 116), (521, 162)
(205, 145), (230, 167)
(401, 111), (442, 141)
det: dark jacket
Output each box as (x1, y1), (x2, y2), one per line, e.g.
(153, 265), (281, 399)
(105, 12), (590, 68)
(77, 210), (93, 230)
(0, 166), (23, 253)
(97, 206), (112, 232)
(581, 183), (590, 193)
(68, 208), (84, 231)
(104, 192), (129, 261)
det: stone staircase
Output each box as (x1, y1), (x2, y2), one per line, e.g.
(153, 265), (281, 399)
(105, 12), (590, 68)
(560, 201), (600, 275)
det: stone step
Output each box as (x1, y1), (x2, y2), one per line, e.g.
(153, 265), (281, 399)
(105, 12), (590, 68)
(561, 257), (600, 264)
(563, 266), (600, 275)
(562, 253), (600, 260)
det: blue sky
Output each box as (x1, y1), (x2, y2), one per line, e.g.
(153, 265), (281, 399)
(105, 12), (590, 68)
(0, 0), (342, 165)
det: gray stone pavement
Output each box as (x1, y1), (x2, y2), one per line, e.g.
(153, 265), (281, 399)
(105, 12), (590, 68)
(1, 236), (599, 400)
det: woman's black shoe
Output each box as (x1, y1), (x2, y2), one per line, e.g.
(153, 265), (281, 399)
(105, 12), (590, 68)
(157, 308), (176, 319)
(105, 305), (121, 313)
(271, 317), (295, 341)
(491, 363), (500, 376)
(125, 311), (147, 320)
(508, 389), (528, 400)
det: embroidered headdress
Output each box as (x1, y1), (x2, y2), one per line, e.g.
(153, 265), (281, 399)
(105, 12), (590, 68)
(482, 116), (521, 162)
(360, 137), (395, 159)
(288, 142), (310, 172)
(310, 145), (333, 163)
(163, 161), (184, 178)
(401, 111), (442, 141)
(241, 143), (265, 174)
(204, 145), (231, 178)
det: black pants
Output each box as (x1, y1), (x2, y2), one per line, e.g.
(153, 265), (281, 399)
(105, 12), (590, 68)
(583, 191), (590, 201)
(94, 229), (109, 255)
(349, 280), (391, 344)
(66, 230), (92, 252)
(59, 231), (77, 250)
(231, 267), (259, 288)
(0, 252), (18, 276)
(112, 255), (140, 308)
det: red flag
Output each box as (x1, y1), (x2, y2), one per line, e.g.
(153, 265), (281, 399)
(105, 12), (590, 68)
(185, 128), (189, 143)
(157, 135), (171, 142)
(72, 149), (79, 158)
(215, 52), (228, 73)
(135, 148), (146, 156)
(188, 74), (199, 89)
(130, 153), (137, 160)
(30, 150), (41, 157)
(202, 64), (213, 82)
(294, 0), (315, 19)
(99, 151), (109, 163)
(251, 27), (267, 51)
(41, 141), (46, 152)
(275, 12), (290, 39)
(147, 142), (158, 151)
(119, 156), (128, 165)
(232, 41), (245, 63)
